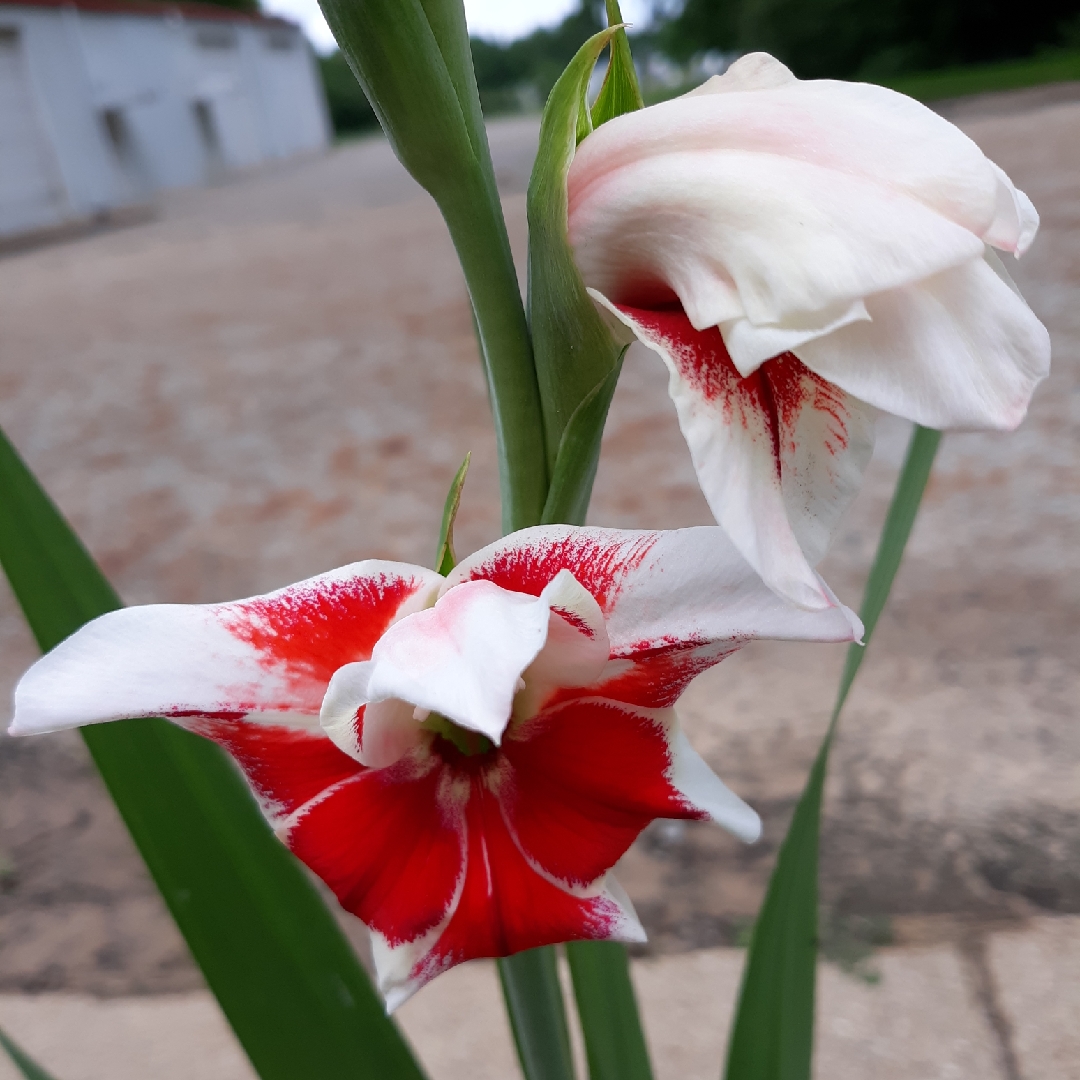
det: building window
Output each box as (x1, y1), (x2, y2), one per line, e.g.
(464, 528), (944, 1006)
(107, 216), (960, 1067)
(193, 25), (238, 49)
(265, 27), (296, 51)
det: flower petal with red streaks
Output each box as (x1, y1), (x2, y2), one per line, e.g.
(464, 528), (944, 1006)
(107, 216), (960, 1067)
(284, 748), (465, 948)
(592, 300), (875, 606)
(449, 525), (861, 660)
(10, 562), (442, 736)
(392, 772), (641, 1008)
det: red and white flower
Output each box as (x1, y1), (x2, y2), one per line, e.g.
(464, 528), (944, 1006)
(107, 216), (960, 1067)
(10, 525), (859, 1008)
(567, 53), (1051, 610)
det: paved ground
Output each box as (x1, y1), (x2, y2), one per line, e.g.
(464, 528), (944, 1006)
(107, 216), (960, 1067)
(0, 87), (1077, 1076)
(1, 917), (1078, 1080)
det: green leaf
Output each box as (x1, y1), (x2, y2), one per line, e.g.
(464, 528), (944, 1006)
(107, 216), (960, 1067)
(724, 425), (942, 1080)
(541, 351), (625, 526)
(0, 426), (427, 1080)
(566, 941), (653, 1080)
(590, 0), (644, 129)
(498, 948), (577, 1080)
(434, 452), (471, 575)
(0, 1025), (59, 1080)
(528, 26), (625, 472)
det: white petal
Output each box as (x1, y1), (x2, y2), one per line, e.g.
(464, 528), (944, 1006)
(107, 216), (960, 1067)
(320, 662), (423, 769)
(9, 561), (442, 737)
(721, 299), (871, 377)
(514, 570), (611, 719)
(571, 149), (985, 333)
(794, 253), (1051, 431)
(984, 161), (1040, 256)
(362, 580), (553, 745)
(669, 729), (761, 843)
(688, 52), (797, 94)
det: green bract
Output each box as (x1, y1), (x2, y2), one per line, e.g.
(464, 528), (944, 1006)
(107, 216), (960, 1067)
(527, 8), (642, 523)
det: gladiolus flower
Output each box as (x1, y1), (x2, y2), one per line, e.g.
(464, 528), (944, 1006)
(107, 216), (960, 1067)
(567, 53), (1051, 610)
(10, 525), (858, 1007)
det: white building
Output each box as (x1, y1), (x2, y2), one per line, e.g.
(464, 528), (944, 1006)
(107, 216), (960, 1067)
(0, 0), (330, 240)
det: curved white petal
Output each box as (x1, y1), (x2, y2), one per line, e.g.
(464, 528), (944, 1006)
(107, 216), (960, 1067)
(669, 728), (761, 843)
(514, 570), (611, 720)
(592, 297), (875, 607)
(10, 562), (441, 737)
(320, 662), (424, 769)
(568, 54), (1040, 379)
(794, 253), (1051, 431)
(570, 58), (1016, 249)
(361, 580), (553, 745)
(571, 148), (985, 333)
(448, 525), (862, 659)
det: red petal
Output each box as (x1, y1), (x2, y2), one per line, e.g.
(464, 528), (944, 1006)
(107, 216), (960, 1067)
(409, 768), (625, 986)
(456, 531), (660, 614)
(498, 699), (704, 888)
(220, 570), (430, 692)
(190, 717), (362, 819)
(286, 751), (465, 945)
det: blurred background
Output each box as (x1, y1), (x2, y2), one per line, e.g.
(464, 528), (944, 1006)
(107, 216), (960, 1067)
(1, 1), (1078, 1078)
(318, 0), (1080, 136)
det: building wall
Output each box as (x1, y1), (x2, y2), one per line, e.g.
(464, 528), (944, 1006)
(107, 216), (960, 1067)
(0, 3), (330, 240)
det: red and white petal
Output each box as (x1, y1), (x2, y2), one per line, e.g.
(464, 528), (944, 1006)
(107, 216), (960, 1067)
(496, 698), (750, 889)
(359, 580), (553, 745)
(187, 716), (363, 828)
(576, 299), (874, 609)
(450, 525), (860, 661)
(320, 662), (424, 769)
(283, 750), (466, 952)
(585, 639), (741, 711)
(392, 774), (642, 1008)
(513, 571), (611, 720)
(794, 253), (1051, 431)
(9, 561), (442, 737)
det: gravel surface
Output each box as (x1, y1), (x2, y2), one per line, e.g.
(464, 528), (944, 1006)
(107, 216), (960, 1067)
(0, 93), (1076, 996)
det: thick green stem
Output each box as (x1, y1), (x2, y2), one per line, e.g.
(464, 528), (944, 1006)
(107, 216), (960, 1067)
(498, 948), (577, 1080)
(437, 179), (548, 534)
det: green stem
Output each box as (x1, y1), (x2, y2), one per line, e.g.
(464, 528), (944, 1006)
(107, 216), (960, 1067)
(498, 948), (577, 1080)
(437, 178), (548, 534)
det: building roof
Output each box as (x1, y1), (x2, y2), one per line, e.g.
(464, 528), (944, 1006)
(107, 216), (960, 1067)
(0, 0), (296, 27)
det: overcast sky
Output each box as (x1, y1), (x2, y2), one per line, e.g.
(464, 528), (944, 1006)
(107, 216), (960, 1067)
(261, 0), (652, 54)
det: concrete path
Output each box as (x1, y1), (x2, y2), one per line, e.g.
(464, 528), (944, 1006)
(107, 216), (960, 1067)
(0, 917), (1077, 1080)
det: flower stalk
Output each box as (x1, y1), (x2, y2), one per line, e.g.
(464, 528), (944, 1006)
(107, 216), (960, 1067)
(318, 0), (548, 533)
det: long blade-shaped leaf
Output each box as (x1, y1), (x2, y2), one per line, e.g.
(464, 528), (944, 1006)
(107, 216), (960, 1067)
(0, 427), (426, 1080)
(498, 948), (577, 1080)
(0, 1026), (59, 1080)
(724, 425), (942, 1080)
(566, 941), (653, 1080)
